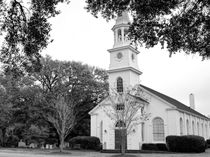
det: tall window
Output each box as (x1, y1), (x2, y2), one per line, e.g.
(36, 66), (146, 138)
(100, 121), (103, 142)
(205, 124), (208, 138)
(180, 118), (184, 135)
(124, 28), (129, 41)
(186, 119), (189, 135)
(201, 123), (204, 136)
(192, 121), (195, 135)
(204, 124), (206, 138)
(209, 124), (210, 138)
(141, 122), (145, 141)
(117, 29), (122, 41)
(117, 77), (123, 93)
(197, 122), (200, 135)
(153, 117), (164, 141)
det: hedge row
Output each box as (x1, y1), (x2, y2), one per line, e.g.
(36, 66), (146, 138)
(143, 136), (207, 153)
(207, 139), (210, 148)
(69, 136), (101, 151)
(142, 143), (168, 151)
(69, 135), (208, 152)
(166, 135), (206, 153)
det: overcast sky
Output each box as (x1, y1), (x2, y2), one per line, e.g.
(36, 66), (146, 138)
(40, 0), (209, 116)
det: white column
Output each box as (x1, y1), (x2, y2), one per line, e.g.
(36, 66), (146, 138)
(121, 28), (124, 44)
(114, 29), (117, 45)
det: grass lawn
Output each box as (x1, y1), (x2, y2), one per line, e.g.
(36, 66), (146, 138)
(0, 148), (209, 157)
(110, 155), (138, 157)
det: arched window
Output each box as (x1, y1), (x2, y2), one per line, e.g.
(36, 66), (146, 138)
(117, 29), (122, 41)
(197, 122), (200, 135)
(153, 117), (164, 141)
(124, 29), (129, 41)
(201, 123), (204, 136)
(205, 124), (208, 138)
(100, 121), (103, 142)
(117, 77), (123, 93)
(209, 124), (210, 137)
(180, 118), (184, 135)
(141, 122), (145, 141)
(186, 119), (189, 135)
(208, 124), (210, 138)
(192, 121), (195, 135)
(204, 124), (206, 138)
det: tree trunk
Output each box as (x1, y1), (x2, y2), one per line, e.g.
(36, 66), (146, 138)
(59, 134), (64, 152)
(2, 128), (6, 147)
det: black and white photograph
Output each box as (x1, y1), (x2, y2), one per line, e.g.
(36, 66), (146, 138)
(0, 0), (210, 157)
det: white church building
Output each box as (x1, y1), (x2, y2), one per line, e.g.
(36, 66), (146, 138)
(89, 12), (210, 150)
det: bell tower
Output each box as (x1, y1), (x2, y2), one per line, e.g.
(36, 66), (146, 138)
(108, 12), (142, 92)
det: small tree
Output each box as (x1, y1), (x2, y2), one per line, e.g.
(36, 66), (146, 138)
(46, 95), (75, 152)
(102, 86), (150, 155)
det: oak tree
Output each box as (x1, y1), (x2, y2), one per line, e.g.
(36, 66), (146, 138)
(85, 0), (210, 59)
(34, 56), (108, 147)
(0, 0), (70, 76)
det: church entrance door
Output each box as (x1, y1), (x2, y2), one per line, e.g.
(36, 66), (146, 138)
(115, 129), (127, 150)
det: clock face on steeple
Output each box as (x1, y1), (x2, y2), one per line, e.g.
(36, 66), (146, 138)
(108, 11), (142, 90)
(116, 52), (123, 61)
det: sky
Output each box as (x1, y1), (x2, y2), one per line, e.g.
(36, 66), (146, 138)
(3, 0), (210, 116)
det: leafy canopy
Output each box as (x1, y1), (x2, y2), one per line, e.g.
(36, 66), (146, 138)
(1, 0), (209, 77)
(0, 56), (108, 147)
(85, 0), (210, 59)
(0, 0), (70, 76)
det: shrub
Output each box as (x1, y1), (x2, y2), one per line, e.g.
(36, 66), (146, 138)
(156, 143), (168, 151)
(142, 143), (168, 151)
(5, 135), (19, 147)
(206, 139), (210, 148)
(166, 135), (206, 153)
(69, 136), (101, 151)
(142, 143), (158, 150)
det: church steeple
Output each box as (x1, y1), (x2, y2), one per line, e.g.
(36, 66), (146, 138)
(116, 12), (130, 25)
(112, 12), (131, 48)
(108, 11), (142, 91)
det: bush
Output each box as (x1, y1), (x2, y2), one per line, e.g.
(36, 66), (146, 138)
(142, 143), (168, 151)
(142, 143), (158, 150)
(69, 136), (101, 151)
(5, 135), (19, 147)
(166, 135), (206, 153)
(156, 143), (168, 151)
(206, 139), (210, 148)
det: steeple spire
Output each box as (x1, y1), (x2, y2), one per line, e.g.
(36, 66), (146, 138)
(112, 11), (131, 48)
(115, 11), (131, 25)
(107, 11), (142, 91)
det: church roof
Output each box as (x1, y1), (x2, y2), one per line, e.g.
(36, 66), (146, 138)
(141, 85), (209, 120)
(128, 93), (149, 104)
